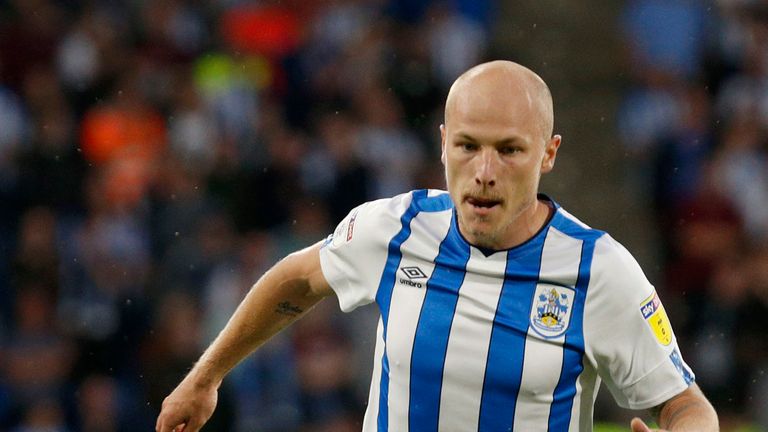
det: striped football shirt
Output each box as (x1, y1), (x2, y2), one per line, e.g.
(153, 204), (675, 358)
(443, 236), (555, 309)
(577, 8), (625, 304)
(319, 189), (694, 432)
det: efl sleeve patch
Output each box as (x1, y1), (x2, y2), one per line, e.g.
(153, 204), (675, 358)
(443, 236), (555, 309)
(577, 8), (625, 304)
(639, 291), (673, 346)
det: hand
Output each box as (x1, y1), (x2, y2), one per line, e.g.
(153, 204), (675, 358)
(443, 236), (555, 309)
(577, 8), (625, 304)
(630, 417), (669, 432)
(155, 376), (218, 432)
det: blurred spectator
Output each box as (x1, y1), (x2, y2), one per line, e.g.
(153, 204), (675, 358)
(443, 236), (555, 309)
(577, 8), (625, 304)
(426, 2), (488, 90)
(621, 0), (712, 80)
(56, 170), (153, 379)
(355, 84), (425, 198)
(79, 72), (166, 168)
(746, 244), (768, 431)
(140, 290), (235, 431)
(167, 72), (219, 174)
(713, 2), (768, 125)
(11, 398), (69, 432)
(651, 85), (715, 241)
(16, 68), (86, 214)
(664, 166), (743, 332)
(0, 82), (29, 233)
(0, 0), (63, 91)
(231, 127), (307, 231)
(302, 110), (372, 223)
(0, 85), (28, 185)
(76, 375), (119, 432)
(73, 373), (153, 432)
(293, 301), (363, 431)
(2, 285), (75, 410)
(156, 207), (236, 297)
(201, 232), (303, 432)
(11, 207), (59, 299)
(711, 115), (768, 242)
(620, 0), (768, 426)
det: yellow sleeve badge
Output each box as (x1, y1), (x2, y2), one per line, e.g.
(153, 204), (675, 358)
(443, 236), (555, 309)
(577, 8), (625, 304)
(639, 291), (673, 346)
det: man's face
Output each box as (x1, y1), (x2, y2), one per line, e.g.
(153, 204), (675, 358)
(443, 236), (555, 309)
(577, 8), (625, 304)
(441, 87), (560, 249)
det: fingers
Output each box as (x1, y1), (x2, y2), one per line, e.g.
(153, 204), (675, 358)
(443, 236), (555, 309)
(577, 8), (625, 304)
(157, 419), (192, 432)
(155, 382), (217, 432)
(183, 419), (204, 432)
(630, 417), (653, 432)
(156, 408), (190, 432)
(156, 413), (203, 432)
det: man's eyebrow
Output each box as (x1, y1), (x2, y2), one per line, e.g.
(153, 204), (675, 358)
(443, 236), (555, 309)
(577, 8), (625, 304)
(455, 132), (477, 142)
(454, 133), (522, 146)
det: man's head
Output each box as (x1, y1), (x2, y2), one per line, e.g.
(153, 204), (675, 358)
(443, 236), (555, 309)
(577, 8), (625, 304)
(441, 60), (561, 250)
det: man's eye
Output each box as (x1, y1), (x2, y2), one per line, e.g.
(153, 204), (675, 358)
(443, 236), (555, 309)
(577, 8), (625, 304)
(461, 142), (478, 151)
(500, 146), (520, 155)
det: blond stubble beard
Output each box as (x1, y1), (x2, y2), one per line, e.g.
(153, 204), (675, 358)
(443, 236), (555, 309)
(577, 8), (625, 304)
(457, 194), (537, 250)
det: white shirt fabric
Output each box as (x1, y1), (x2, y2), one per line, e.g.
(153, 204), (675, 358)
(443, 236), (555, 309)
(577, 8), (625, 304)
(318, 189), (694, 432)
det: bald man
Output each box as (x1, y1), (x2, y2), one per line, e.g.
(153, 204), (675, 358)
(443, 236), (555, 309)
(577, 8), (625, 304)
(156, 61), (718, 432)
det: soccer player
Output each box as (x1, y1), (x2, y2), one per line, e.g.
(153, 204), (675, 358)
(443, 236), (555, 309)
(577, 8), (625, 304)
(156, 61), (719, 432)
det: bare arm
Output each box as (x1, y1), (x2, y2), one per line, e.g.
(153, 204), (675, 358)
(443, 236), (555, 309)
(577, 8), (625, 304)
(156, 241), (333, 432)
(630, 383), (719, 432)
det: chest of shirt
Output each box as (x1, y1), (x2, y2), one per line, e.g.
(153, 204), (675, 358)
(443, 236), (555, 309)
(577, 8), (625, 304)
(383, 244), (586, 388)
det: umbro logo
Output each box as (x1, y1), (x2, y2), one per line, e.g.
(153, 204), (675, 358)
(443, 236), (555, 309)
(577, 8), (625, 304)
(400, 266), (427, 279)
(399, 266), (427, 288)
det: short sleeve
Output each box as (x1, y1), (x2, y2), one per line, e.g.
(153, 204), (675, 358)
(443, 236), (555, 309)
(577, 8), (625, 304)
(319, 192), (414, 312)
(583, 235), (695, 410)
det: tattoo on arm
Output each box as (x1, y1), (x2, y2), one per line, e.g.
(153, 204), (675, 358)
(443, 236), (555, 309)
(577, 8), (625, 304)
(275, 301), (304, 317)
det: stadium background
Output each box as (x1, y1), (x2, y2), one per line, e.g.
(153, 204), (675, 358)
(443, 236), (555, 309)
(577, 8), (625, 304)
(1, 0), (766, 430)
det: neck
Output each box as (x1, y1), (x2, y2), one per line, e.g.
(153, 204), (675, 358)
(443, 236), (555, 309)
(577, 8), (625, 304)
(501, 197), (553, 248)
(460, 196), (554, 251)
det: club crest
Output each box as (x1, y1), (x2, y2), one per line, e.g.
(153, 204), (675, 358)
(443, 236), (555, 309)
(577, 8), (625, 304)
(530, 284), (575, 339)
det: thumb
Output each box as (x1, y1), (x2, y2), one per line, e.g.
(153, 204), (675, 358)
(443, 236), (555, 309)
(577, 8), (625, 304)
(630, 417), (653, 432)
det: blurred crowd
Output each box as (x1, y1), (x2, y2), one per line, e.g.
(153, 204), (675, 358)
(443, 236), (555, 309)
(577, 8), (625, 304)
(619, 0), (768, 429)
(0, 0), (491, 430)
(1, 0), (767, 431)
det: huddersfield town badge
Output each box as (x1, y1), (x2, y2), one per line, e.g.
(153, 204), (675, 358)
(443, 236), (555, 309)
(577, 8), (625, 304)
(530, 284), (575, 339)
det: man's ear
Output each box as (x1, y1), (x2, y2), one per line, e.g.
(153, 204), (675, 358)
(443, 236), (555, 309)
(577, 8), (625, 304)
(440, 124), (447, 165)
(541, 134), (561, 173)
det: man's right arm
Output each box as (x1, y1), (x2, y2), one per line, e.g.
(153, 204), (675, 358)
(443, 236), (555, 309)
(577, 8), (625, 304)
(155, 241), (333, 432)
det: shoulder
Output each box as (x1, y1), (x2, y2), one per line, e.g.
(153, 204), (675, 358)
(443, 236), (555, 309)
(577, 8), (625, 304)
(351, 189), (452, 221)
(588, 232), (656, 306)
(326, 189), (452, 247)
(548, 205), (606, 242)
(548, 205), (651, 297)
(591, 234), (646, 280)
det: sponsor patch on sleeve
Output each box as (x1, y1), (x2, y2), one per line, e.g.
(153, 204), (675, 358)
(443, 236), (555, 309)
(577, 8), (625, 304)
(330, 208), (360, 247)
(639, 291), (673, 346)
(346, 209), (359, 241)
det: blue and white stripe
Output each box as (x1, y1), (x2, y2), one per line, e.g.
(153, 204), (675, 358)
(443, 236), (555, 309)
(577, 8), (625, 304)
(318, 190), (694, 432)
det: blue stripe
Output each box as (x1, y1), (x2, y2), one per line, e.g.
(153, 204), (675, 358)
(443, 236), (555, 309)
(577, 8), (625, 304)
(375, 189), (428, 431)
(408, 215), (471, 431)
(670, 348), (695, 385)
(546, 237), (596, 431)
(478, 229), (548, 432)
(549, 211), (605, 241)
(544, 211), (605, 430)
(418, 192), (453, 213)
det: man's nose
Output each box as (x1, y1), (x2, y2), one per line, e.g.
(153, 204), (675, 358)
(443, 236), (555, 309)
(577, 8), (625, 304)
(474, 149), (497, 187)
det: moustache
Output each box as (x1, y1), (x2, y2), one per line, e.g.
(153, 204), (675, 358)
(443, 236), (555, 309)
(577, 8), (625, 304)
(462, 190), (505, 202)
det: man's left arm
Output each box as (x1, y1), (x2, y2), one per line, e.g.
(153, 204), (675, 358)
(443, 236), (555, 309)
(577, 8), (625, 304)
(630, 383), (718, 432)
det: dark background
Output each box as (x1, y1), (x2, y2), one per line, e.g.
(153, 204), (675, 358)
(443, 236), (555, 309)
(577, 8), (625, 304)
(0, 0), (766, 430)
